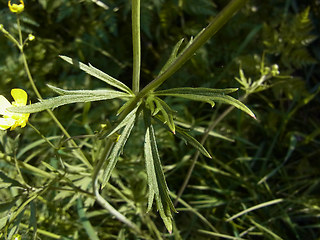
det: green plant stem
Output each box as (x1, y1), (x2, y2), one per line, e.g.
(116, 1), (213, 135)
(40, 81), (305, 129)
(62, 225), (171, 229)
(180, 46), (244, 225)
(174, 94), (248, 206)
(106, 0), (249, 137)
(19, 223), (62, 240)
(92, 139), (114, 186)
(91, 139), (144, 236)
(93, 167), (142, 236)
(28, 122), (57, 150)
(16, 17), (92, 169)
(93, 183), (141, 232)
(132, 0), (141, 94)
(139, 0), (249, 94)
(0, 152), (55, 179)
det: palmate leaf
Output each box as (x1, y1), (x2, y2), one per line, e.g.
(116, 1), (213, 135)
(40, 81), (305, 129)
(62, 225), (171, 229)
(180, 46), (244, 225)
(9, 89), (130, 114)
(59, 55), (133, 95)
(155, 87), (256, 119)
(144, 109), (176, 233)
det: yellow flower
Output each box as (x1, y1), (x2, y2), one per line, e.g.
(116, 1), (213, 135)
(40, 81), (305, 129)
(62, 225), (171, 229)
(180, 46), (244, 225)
(8, 0), (24, 14)
(28, 33), (35, 41)
(12, 234), (21, 240)
(0, 89), (30, 131)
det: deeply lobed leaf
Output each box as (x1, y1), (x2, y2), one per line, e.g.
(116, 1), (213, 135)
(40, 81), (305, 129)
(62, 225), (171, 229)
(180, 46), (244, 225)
(143, 109), (176, 233)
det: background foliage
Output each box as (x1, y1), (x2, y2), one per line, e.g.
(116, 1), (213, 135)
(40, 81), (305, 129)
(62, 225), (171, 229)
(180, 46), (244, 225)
(0, 0), (319, 239)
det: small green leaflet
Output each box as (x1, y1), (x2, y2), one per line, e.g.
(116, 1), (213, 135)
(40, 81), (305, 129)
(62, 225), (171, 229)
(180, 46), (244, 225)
(102, 113), (136, 187)
(154, 116), (212, 159)
(98, 106), (139, 139)
(59, 55), (133, 95)
(155, 87), (256, 119)
(9, 89), (129, 114)
(144, 109), (176, 233)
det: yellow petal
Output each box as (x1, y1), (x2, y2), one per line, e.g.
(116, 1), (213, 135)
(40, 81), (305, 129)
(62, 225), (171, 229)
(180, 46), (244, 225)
(8, 0), (24, 14)
(0, 118), (15, 130)
(11, 88), (28, 106)
(0, 95), (12, 115)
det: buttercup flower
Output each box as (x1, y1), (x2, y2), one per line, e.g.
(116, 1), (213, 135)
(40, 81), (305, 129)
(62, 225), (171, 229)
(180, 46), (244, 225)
(28, 33), (35, 41)
(12, 234), (21, 240)
(8, 0), (24, 14)
(0, 88), (30, 130)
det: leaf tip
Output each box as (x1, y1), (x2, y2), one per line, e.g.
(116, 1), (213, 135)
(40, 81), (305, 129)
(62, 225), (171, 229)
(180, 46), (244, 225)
(251, 113), (257, 120)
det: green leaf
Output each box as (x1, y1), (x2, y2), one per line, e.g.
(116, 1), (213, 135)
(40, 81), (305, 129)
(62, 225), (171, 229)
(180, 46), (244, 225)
(59, 55), (134, 95)
(152, 97), (176, 133)
(158, 36), (200, 77)
(8, 90), (130, 114)
(155, 87), (239, 96)
(116, 97), (138, 116)
(155, 117), (212, 158)
(174, 120), (234, 142)
(98, 106), (139, 139)
(47, 84), (128, 96)
(158, 38), (185, 76)
(102, 113), (136, 187)
(145, 95), (157, 116)
(155, 87), (256, 119)
(144, 109), (176, 233)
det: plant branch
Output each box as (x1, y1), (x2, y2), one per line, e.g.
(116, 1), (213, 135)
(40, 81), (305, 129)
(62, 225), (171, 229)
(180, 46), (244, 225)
(108, 0), (249, 136)
(139, 0), (249, 94)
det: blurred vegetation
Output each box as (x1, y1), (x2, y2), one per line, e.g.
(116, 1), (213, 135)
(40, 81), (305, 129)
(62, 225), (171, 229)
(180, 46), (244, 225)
(0, 0), (319, 239)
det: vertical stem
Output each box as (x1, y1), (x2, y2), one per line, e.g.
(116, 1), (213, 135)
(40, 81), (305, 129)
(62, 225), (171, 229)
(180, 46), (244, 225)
(100, 0), (249, 145)
(132, 0), (141, 94)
